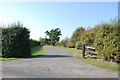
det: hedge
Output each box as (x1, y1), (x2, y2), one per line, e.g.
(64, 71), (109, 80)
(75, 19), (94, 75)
(1, 23), (31, 58)
(81, 26), (100, 44)
(80, 19), (119, 62)
(30, 39), (41, 48)
(94, 23), (120, 62)
(55, 38), (69, 47)
(66, 39), (75, 48)
(75, 41), (82, 50)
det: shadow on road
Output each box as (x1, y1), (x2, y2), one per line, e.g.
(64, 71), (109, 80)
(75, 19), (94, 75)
(35, 55), (72, 58)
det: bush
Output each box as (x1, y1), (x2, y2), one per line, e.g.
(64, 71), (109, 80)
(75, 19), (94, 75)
(2, 23), (31, 58)
(30, 39), (41, 48)
(80, 19), (119, 63)
(71, 27), (85, 41)
(75, 41), (82, 50)
(66, 39), (75, 48)
(55, 37), (69, 47)
(39, 38), (46, 46)
(94, 22), (120, 62)
(60, 40), (68, 47)
(55, 42), (61, 46)
(81, 26), (100, 44)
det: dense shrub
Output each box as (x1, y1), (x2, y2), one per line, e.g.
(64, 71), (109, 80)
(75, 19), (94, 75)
(66, 39), (75, 48)
(81, 26), (100, 44)
(80, 19), (119, 62)
(94, 23), (120, 62)
(39, 37), (47, 45)
(30, 39), (41, 48)
(71, 27), (85, 41)
(55, 42), (61, 46)
(55, 37), (69, 47)
(2, 23), (31, 58)
(60, 39), (68, 47)
(75, 41), (82, 50)
(0, 27), (2, 57)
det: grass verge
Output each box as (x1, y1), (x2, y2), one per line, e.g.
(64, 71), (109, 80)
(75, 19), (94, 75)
(54, 46), (119, 71)
(30, 46), (46, 57)
(0, 58), (20, 61)
(0, 46), (46, 61)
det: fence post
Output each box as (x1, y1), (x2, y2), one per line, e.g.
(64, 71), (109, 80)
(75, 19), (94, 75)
(82, 44), (85, 59)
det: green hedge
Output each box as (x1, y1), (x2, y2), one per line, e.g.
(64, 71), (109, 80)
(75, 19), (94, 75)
(2, 23), (31, 58)
(66, 39), (75, 48)
(81, 19), (119, 62)
(55, 38), (68, 47)
(75, 41), (82, 50)
(94, 23), (120, 62)
(30, 39), (41, 48)
(81, 26), (100, 44)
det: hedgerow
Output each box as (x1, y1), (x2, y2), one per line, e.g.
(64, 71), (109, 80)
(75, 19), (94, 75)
(94, 23), (120, 62)
(75, 41), (82, 50)
(2, 23), (31, 58)
(66, 39), (75, 48)
(81, 19), (119, 62)
(30, 39), (41, 48)
(81, 26), (100, 44)
(55, 38), (69, 47)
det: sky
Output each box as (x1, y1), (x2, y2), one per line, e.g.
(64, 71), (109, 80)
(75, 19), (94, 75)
(0, 2), (118, 41)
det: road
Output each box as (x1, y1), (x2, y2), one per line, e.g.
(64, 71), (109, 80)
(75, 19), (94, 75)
(2, 46), (118, 78)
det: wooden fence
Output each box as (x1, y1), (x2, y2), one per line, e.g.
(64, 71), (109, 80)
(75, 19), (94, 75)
(82, 44), (97, 59)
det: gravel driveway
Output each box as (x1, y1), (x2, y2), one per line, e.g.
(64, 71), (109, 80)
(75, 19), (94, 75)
(2, 46), (118, 78)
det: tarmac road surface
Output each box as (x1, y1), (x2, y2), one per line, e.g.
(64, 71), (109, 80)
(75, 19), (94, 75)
(2, 46), (118, 78)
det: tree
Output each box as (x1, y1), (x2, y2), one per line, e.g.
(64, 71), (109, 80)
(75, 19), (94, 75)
(39, 37), (45, 45)
(66, 39), (75, 48)
(71, 27), (85, 41)
(56, 37), (69, 47)
(60, 37), (69, 47)
(45, 28), (62, 46)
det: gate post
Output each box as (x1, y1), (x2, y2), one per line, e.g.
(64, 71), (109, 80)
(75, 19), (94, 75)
(82, 44), (85, 59)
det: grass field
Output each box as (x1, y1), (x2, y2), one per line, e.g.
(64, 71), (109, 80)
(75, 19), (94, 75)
(54, 46), (119, 71)
(0, 46), (46, 61)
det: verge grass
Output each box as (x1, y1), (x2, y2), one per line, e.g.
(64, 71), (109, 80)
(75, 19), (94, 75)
(0, 58), (20, 61)
(30, 46), (46, 57)
(0, 46), (46, 61)
(54, 46), (119, 71)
